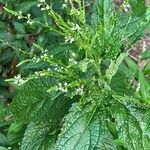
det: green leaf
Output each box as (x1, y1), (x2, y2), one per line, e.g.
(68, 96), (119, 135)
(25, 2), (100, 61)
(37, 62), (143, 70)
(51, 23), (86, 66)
(13, 22), (26, 35)
(7, 123), (26, 146)
(11, 77), (74, 124)
(21, 123), (56, 150)
(0, 146), (8, 150)
(139, 70), (150, 100)
(55, 103), (114, 150)
(142, 48), (150, 60)
(111, 100), (144, 150)
(129, 0), (146, 17)
(16, 1), (38, 13)
(106, 53), (127, 83)
(92, 0), (113, 26)
(0, 132), (8, 147)
(144, 62), (150, 74)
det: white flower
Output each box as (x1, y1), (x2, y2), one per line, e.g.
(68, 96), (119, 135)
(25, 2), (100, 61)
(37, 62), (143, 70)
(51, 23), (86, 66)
(64, 82), (68, 87)
(71, 24), (81, 31)
(57, 82), (68, 93)
(15, 74), (21, 80)
(8, 147), (12, 150)
(18, 16), (22, 19)
(136, 83), (140, 92)
(18, 11), (22, 15)
(37, 3), (41, 7)
(62, 4), (67, 8)
(27, 20), (33, 25)
(36, 58), (40, 62)
(41, 7), (46, 11)
(76, 85), (84, 95)
(72, 52), (76, 57)
(27, 14), (31, 18)
(46, 5), (50, 10)
(65, 36), (74, 43)
(47, 68), (51, 71)
(50, 55), (53, 58)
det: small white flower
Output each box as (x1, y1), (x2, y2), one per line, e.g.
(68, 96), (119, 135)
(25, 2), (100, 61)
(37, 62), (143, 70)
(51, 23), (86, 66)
(136, 83), (140, 92)
(36, 58), (40, 62)
(123, 4), (131, 12)
(46, 5), (50, 10)
(37, 3), (41, 7)
(65, 36), (74, 43)
(64, 82), (68, 87)
(44, 53), (47, 57)
(18, 16), (22, 19)
(8, 147), (12, 150)
(41, 7), (46, 11)
(18, 11), (22, 15)
(72, 52), (76, 57)
(62, 4), (67, 8)
(50, 55), (53, 58)
(60, 66), (64, 70)
(27, 20), (33, 25)
(71, 24), (81, 31)
(63, 88), (68, 93)
(47, 68), (51, 71)
(27, 14), (31, 18)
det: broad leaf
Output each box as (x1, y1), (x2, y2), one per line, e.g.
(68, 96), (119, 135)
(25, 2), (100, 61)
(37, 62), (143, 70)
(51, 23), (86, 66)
(55, 103), (115, 150)
(21, 123), (56, 150)
(11, 77), (74, 124)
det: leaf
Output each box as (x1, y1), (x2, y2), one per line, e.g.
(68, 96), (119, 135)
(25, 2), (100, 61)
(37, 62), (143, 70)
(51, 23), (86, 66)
(139, 70), (150, 100)
(125, 57), (139, 78)
(0, 132), (8, 147)
(92, 0), (113, 26)
(141, 48), (150, 60)
(11, 77), (74, 124)
(111, 100), (144, 150)
(13, 21), (26, 35)
(7, 123), (26, 146)
(106, 53), (127, 83)
(128, 0), (146, 17)
(16, 1), (38, 13)
(0, 146), (8, 150)
(144, 62), (150, 75)
(21, 123), (56, 150)
(55, 103), (115, 150)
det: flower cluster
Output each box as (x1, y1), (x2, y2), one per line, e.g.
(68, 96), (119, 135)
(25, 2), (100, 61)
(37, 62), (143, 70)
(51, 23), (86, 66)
(26, 13), (33, 25)
(37, 0), (50, 11)
(14, 74), (26, 85)
(65, 35), (74, 43)
(57, 82), (68, 92)
(75, 85), (84, 95)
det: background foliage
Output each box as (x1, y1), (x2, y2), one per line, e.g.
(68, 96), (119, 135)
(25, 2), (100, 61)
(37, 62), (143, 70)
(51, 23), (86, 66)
(1, 0), (150, 149)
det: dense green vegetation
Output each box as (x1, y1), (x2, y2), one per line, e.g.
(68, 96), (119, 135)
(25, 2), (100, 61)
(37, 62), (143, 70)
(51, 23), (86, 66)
(1, 0), (150, 149)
